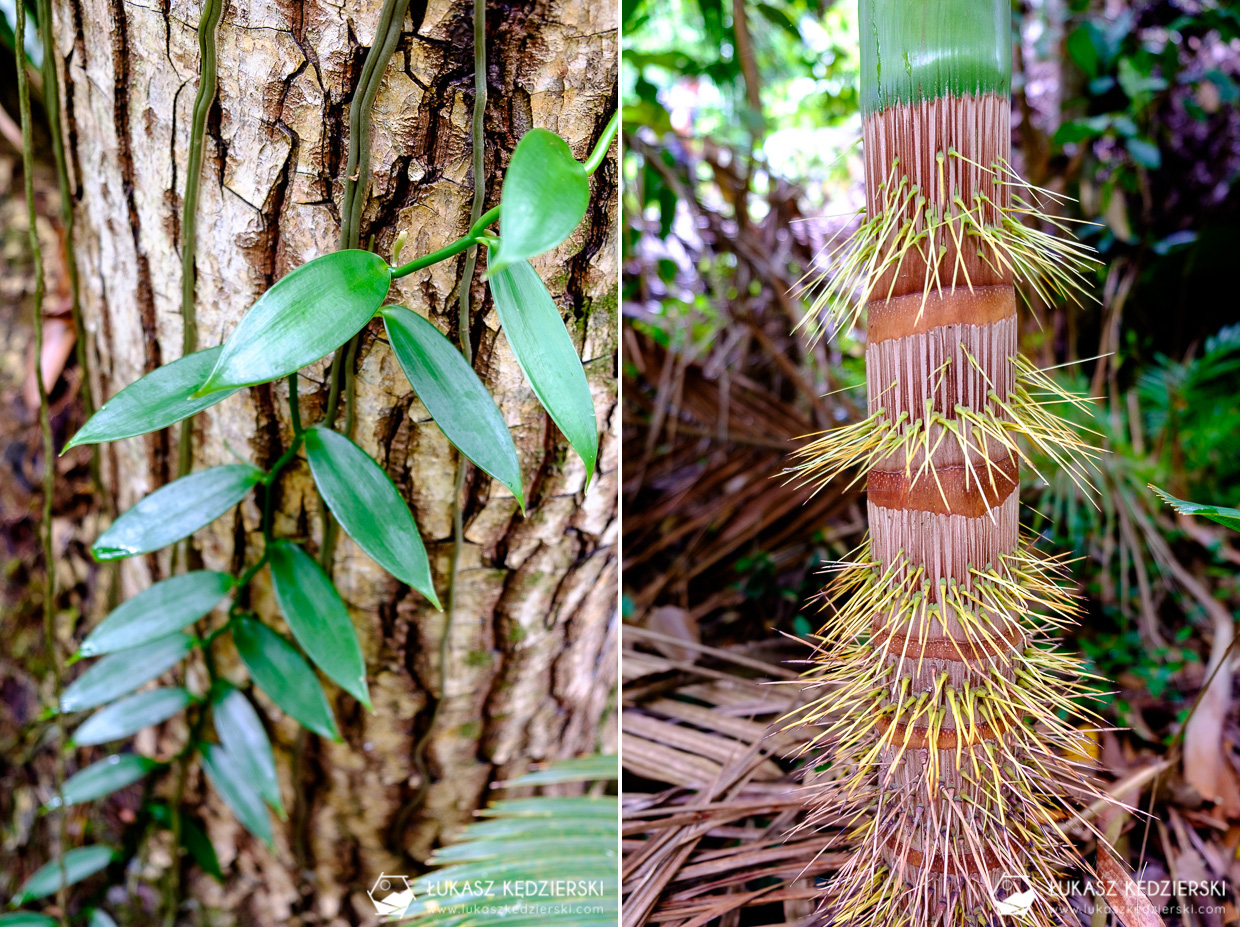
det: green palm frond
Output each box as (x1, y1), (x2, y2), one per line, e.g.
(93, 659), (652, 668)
(392, 755), (618, 926)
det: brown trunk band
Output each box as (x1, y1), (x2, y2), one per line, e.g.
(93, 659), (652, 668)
(885, 832), (1003, 876)
(867, 453), (1018, 516)
(866, 285), (1016, 344)
(871, 620), (1025, 662)
(881, 717), (1007, 753)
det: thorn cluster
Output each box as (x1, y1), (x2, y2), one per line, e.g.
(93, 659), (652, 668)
(785, 148), (1118, 927)
(787, 355), (1103, 502)
(796, 153), (1100, 345)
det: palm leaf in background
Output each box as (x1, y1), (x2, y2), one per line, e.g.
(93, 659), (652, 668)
(393, 755), (617, 926)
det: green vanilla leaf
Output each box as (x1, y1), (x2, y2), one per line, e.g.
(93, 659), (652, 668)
(488, 261), (598, 484)
(64, 347), (239, 452)
(196, 250), (391, 395)
(181, 814), (223, 881)
(87, 910), (120, 927)
(200, 742), (273, 847)
(231, 617), (340, 741)
(0, 914), (59, 926)
(79, 571), (233, 656)
(380, 307), (525, 508)
(147, 803), (222, 881)
(489, 128), (590, 275)
(71, 687), (194, 747)
(60, 635), (195, 714)
(1150, 484), (1240, 532)
(12, 845), (115, 904)
(91, 465), (263, 561)
(48, 754), (159, 809)
(212, 685), (286, 817)
(267, 540), (370, 709)
(304, 424), (441, 605)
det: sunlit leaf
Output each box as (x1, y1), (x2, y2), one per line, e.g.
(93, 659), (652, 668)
(13, 846), (115, 904)
(91, 465), (263, 561)
(231, 617), (340, 741)
(1150, 484), (1240, 532)
(380, 307), (525, 508)
(395, 757), (617, 924)
(71, 688), (193, 747)
(60, 635), (195, 714)
(267, 540), (369, 709)
(197, 250), (391, 395)
(64, 347), (238, 452)
(87, 910), (119, 927)
(200, 742), (273, 846)
(212, 685), (285, 816)
(48, 754), (159, 809)
(480, 797), (617, 819)
(501, 754), (618, 786)
(0, 914), (58, 926)
(488, 128), (589, 275)
(488, 261), (598, 483)
(79, 571), (233, 656)
(304, 424), (440, 605)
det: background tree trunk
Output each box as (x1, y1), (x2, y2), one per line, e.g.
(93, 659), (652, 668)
(50, 0), (617, 921)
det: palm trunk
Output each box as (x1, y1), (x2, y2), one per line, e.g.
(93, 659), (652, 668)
(789, 3), (1109, 925)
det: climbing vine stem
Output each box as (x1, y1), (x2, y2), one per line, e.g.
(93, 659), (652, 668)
(176, 0), (223, 481)
(319, 0), (413, 571)
(35, 0), (92, 418)
(17, 3), (68, 921)
(387, 112), (617, 281)
(164, 4), (223, 913)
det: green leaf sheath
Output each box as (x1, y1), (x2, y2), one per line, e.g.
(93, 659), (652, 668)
(858, 0), (1011, 114)
(212, 686), (285, 815)
(71, 688), (194, 747)
(489, 128), (590, 275)
(1149, 484), (1240, 532)
(196, 250), (391, 395)
(79, 571), (233, 656)
(48, 754), (159, 809)
(266, 539), (370, 709)
(488, 261), (599, 483)
(64, 347), (238, 452)
(200, 742), (273, 846)
(304, 424), (441, 605)
(380, 306), (525, 506)
(90, 464), (263, 561)
(231, 616), (341, 741)
(12, 845), (115, 905)
(60, 635), (196, 714)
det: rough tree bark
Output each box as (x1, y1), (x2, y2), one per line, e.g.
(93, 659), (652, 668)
(50, 0), (617, 921)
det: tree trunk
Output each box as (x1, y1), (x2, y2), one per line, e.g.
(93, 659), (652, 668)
(51, 0), (617, 921)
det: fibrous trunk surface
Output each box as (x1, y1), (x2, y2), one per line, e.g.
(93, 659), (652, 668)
(50, 0), (617, 920)
(787, 3), (1108, 925)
